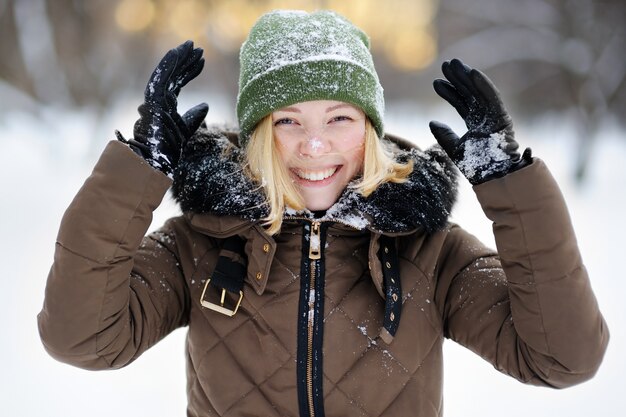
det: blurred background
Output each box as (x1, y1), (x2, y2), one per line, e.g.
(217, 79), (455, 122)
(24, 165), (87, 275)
(1, 0), (624, 416)
(2, 0), (625, 179)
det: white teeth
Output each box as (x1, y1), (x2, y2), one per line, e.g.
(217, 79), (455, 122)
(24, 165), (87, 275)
(295, 167), (337, 181)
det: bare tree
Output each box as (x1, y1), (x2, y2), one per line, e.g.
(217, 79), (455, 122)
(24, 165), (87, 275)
(0, 0), (37, 100)
(0, 0), (165, 109)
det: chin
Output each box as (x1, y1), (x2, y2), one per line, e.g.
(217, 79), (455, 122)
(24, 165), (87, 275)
(302, 191), (342, 211)
(303, 200), (333, 211)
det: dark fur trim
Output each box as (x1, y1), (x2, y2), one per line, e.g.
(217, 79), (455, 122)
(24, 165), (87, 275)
(172, 126), (268, 220)
(172, 125), (458, 234)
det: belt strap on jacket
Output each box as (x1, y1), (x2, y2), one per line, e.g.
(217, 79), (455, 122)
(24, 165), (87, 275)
(379, 235), (403, 343)
(200, 235), (247, 316)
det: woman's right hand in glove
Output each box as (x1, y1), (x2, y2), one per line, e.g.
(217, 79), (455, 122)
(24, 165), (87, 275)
(117, 40), (208, 178)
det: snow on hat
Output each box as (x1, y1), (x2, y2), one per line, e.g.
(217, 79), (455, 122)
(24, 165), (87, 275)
(236, 9), (385, 145)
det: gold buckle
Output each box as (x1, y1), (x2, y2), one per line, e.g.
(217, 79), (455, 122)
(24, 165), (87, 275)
(199, 278), (243, 317)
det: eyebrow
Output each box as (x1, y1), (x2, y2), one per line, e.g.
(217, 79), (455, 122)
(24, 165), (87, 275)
(276, 106), (302, 113)
(325, 103), (356, 112)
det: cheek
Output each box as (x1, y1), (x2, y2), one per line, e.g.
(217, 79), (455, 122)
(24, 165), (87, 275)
(343, 146), (365, 178)
(331, 126), (365, 155)
(342, 128), (365, 166)
(275, 136), (296, 161)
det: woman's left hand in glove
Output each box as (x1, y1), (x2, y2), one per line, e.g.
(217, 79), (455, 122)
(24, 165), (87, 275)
(429, 58), (531, 185)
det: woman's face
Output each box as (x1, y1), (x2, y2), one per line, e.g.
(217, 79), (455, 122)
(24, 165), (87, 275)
(272, 100), (366, 211)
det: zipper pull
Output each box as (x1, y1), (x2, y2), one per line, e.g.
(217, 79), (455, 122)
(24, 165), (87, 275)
(309, 221), (321, 260)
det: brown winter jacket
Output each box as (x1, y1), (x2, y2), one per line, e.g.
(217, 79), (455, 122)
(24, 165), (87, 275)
(38, 127), (608, 417)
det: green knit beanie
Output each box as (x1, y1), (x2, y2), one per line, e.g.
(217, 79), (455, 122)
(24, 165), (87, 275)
(236, 10), (385, 146)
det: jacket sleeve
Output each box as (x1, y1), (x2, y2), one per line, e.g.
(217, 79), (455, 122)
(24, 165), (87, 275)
(436, 158), (609, 388)
(37, 140), (190, 370)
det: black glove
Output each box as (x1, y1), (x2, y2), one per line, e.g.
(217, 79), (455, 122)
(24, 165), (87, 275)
(429, 58), (531, 185)
(116, 40), (208, 177)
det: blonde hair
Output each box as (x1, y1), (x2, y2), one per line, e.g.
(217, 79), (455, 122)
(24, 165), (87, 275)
(244, 116), (413, 235)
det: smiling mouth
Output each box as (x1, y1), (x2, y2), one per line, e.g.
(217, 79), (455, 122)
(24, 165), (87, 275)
(294, 166), (339, 181)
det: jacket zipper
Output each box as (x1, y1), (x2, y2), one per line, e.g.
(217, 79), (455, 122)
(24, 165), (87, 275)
(290, 217), (360, 417)
(307, 221), (321, 417)
(295, 219), (325, 417)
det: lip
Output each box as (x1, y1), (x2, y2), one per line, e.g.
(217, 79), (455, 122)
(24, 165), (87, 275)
(291, 165), (342, 187)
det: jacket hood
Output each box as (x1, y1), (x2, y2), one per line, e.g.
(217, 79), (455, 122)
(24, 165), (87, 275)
(172, 125), (458, 234)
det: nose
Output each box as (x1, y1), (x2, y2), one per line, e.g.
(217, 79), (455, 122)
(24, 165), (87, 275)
(299, 135), (331, 156)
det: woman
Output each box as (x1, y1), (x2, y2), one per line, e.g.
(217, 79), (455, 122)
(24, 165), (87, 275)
(38, 10), (608, 417)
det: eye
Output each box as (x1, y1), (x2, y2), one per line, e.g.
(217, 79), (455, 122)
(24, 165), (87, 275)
(273, 117), (297, 126)
(329, 115), (353, 123)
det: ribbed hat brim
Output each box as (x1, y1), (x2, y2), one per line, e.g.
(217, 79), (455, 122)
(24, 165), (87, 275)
(237, 58), (384, 142)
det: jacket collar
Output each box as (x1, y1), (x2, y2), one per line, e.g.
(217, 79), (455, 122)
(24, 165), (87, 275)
(172, 125), (458, 235)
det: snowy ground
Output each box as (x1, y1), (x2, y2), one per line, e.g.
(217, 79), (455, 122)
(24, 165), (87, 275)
(1, 98), (623, 416)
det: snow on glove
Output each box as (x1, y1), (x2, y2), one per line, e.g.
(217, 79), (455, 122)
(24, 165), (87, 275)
(429, 59), (531, 185)
(116, 40), (208, 178)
